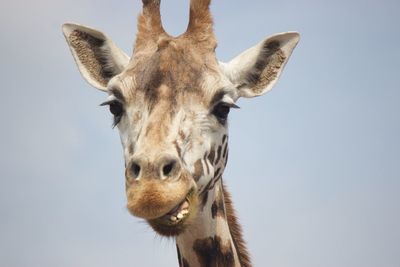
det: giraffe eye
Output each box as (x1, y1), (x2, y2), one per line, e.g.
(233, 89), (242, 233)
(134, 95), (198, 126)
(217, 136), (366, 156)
(109, 101), (123, 117)
(212, 103), (231, 124)
(100, 100), (124, 127)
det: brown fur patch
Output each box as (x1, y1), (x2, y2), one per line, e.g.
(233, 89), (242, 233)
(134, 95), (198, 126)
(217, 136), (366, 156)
(193, 159), (204, 181)
(128, 144), (134, 155)
(222, 134), (227, 144)
(211, 191), (225, 219)
(127, 39), (210, 115)
(201, 190), (209, 210)
(208, 149), (215, 164)
(193, 236), (235, 267)
(223, 183), (252, 267)
(182, 257), (190, 267)
(179, 130), (186, 141)
(222, 143), (228, 159)
(215, 145), (223, 164)
(177, 245), (191, 267)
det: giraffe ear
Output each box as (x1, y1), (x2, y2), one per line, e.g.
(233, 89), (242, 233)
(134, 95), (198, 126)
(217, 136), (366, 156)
(220, 32), (300, 98)
(62, 23), (130, 91)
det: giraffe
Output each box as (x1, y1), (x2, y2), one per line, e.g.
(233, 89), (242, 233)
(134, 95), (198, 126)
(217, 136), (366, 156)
(62, 0), (299, 266)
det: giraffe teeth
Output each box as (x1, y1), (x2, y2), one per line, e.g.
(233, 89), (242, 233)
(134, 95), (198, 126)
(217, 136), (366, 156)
(165, 198), (191, 223)
(181, 209), (189, 215)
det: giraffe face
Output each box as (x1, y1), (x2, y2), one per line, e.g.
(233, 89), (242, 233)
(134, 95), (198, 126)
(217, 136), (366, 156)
(63, 0), (299, 238)
(105, 41), (237, 236)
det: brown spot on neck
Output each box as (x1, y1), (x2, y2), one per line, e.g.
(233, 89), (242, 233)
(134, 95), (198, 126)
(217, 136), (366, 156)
(211, 191), (225, 219)
(193, 236), (235, 267)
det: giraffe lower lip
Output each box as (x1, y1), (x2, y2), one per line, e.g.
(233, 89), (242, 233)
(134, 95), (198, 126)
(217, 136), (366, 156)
(147, 187), (198, 236)
(166, 199), (190, 222)
(158, 188), (194, 223)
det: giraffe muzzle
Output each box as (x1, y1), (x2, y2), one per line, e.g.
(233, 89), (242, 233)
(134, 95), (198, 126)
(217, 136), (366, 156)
(125, 170), (195, 220)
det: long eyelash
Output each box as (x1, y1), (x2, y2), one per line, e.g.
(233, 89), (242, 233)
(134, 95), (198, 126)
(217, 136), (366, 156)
(217, 102), (240, 109)
(227, 103), (240, 109)
(99, 100), (115, 106)
(112, 117), (121, 128)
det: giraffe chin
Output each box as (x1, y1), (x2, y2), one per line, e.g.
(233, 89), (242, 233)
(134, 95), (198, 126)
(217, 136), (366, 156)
(147, 188), (198, 237)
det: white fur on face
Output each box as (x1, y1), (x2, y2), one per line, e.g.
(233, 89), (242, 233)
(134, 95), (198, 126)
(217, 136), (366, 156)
(105, 70), (235, 192)
(116, 89), (229, 190)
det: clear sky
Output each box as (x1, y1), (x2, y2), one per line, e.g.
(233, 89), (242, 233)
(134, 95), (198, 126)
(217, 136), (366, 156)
(0, 0), (399, 266)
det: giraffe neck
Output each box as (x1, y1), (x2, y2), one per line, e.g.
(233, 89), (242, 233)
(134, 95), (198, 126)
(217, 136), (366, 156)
(175, 180), (251, 267)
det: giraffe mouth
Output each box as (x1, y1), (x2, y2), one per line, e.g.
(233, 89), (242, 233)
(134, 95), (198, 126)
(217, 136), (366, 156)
(147, 188), (197, 236)
(158, 188), (194, 222)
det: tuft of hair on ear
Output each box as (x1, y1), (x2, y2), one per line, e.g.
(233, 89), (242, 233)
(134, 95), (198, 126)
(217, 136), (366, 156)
(67, 29), (117, 84)
(221, 32), (299, 98)
(62, 23), (129, 91)
(243, 40), (284, 89)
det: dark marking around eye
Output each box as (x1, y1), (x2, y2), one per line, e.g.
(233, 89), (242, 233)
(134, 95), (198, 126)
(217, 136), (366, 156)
(109, 87), (126, 103)
(212, 103), (230, 125)
(210, 90), (226, 107)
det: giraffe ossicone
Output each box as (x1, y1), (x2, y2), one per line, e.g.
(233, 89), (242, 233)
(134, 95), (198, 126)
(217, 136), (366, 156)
(63, 0), (299, 266)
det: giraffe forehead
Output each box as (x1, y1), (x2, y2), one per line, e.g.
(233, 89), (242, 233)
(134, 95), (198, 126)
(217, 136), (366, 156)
(119, 42), (222, 105)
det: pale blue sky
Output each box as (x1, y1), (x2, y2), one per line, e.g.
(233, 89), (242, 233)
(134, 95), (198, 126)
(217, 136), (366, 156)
(0, 0), (399, 266)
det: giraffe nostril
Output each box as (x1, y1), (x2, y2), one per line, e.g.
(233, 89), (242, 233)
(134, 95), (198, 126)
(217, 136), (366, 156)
(162, 160), (176, 177)
(131, 162), (141, 178)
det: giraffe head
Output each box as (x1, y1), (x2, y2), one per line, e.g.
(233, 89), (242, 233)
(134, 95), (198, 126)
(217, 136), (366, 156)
(63, 0), (299, 236)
